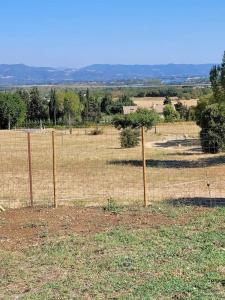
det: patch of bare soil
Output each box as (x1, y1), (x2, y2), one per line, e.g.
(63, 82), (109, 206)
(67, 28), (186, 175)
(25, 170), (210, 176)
(0, 206), (207, 251)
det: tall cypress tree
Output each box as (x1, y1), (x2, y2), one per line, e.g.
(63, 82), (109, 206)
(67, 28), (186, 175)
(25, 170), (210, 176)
(85, 88), (90, 121)
(49, 88), (57, 125)
(220, 51), (225, 94)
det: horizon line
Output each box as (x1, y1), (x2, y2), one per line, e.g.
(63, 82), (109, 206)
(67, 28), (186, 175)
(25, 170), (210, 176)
(0, 62), (218, 69)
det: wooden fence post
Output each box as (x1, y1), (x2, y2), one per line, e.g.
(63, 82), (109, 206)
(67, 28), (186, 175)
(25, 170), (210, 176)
(52, 131), (57, 208)
(141, 127), (147, 207)
(27, 132), (33, 207)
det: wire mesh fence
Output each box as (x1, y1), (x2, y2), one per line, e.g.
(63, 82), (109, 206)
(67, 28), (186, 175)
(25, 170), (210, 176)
(1, 122), (225, 209)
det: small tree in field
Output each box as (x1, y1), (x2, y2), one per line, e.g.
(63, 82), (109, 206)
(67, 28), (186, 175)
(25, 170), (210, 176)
(112, 108), (159, 148)
(163, 104), (180, 122)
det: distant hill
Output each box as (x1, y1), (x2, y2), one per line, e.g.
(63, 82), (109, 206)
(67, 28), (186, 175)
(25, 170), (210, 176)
(0, 63), (213, 85)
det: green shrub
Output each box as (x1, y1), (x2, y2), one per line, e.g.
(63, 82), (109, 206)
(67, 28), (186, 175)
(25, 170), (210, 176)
(163, 104), (180, 122)
(120, 128), (140, 148)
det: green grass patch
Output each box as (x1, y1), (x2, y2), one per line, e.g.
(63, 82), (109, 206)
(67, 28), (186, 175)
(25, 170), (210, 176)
(1, 207), (225, 299)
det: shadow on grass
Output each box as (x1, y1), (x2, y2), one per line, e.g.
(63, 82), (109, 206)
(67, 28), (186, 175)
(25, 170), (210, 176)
(154, 138), (200, 149)
(168, 152), (203, 156)
(108, 155), (225, 169)
(167, 197), (225, 207)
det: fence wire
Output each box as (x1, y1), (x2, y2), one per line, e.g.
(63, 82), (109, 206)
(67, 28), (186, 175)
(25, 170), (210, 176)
(1, 122), (225, 209)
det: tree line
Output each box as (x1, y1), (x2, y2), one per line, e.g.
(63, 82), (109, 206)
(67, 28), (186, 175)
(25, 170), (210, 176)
(0, 87), (136, 129)
(0, 84), (210, 130)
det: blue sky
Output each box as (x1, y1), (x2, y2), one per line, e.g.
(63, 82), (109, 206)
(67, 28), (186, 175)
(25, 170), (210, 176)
(1, 0), (225, 67)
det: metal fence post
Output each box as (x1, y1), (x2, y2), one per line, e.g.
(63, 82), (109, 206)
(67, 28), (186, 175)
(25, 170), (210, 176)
(52, 131), (57, 208)
(141, 127), (147, 207)
(27, 132), (33, 207)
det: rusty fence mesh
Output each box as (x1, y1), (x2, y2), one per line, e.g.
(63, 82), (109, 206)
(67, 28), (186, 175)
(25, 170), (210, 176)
(1, 122), (225, 209)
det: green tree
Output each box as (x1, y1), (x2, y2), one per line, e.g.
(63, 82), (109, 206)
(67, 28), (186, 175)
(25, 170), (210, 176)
(199, 104), (225, 153)
(163, 104), (180, 122)
(209, 51), (225, 103)
(49, 88), (57, 125)
(113, 108), (159, 130)
(186, 106), (196, 121)
(174, 101), (188, 120)
(195, 93), (214, 123)
(112, 108), (159, 148)
(16, 89), (30, 109)
(109, 95), (135, 114)
(0, 93), (26, 129)
(81, 88), (91, 121)
(86, 97), (101, 122)
(64, 91), (83, 124)
(100, 94), (114, 115)
(28, 87), (48, 122)
(57, 91), (83, 125)
(196, 51), (225, 153)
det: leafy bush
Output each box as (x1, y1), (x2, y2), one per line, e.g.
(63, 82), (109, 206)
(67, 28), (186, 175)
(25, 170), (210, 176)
(120, 128), (140, 148)
(163, 104), (180, 122)
(198, 104), (225, 153)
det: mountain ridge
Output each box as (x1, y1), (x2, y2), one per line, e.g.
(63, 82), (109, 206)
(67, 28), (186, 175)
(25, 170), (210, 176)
(0, 63), (214, 85)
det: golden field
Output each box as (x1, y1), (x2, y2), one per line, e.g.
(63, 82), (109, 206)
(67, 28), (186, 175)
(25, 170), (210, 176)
(0, 122), (225, 208)
(133, 96), (198, 108)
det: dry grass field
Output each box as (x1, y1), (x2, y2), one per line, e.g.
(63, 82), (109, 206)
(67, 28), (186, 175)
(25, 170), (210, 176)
(133, 96), (198, 109)
(0, 122), (225, 209)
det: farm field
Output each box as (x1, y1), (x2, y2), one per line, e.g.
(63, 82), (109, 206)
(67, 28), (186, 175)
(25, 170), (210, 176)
(0, 122), (225, 209)
(133, 96), (198, 108)
(1, 204), (225, 299)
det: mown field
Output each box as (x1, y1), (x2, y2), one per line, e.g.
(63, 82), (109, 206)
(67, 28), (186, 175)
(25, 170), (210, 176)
(1, 204), (225, 299)
(0, 122), (225, 209)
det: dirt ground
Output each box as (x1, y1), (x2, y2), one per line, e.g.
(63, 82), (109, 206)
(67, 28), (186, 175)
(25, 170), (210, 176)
(0, 206), (207, 251)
